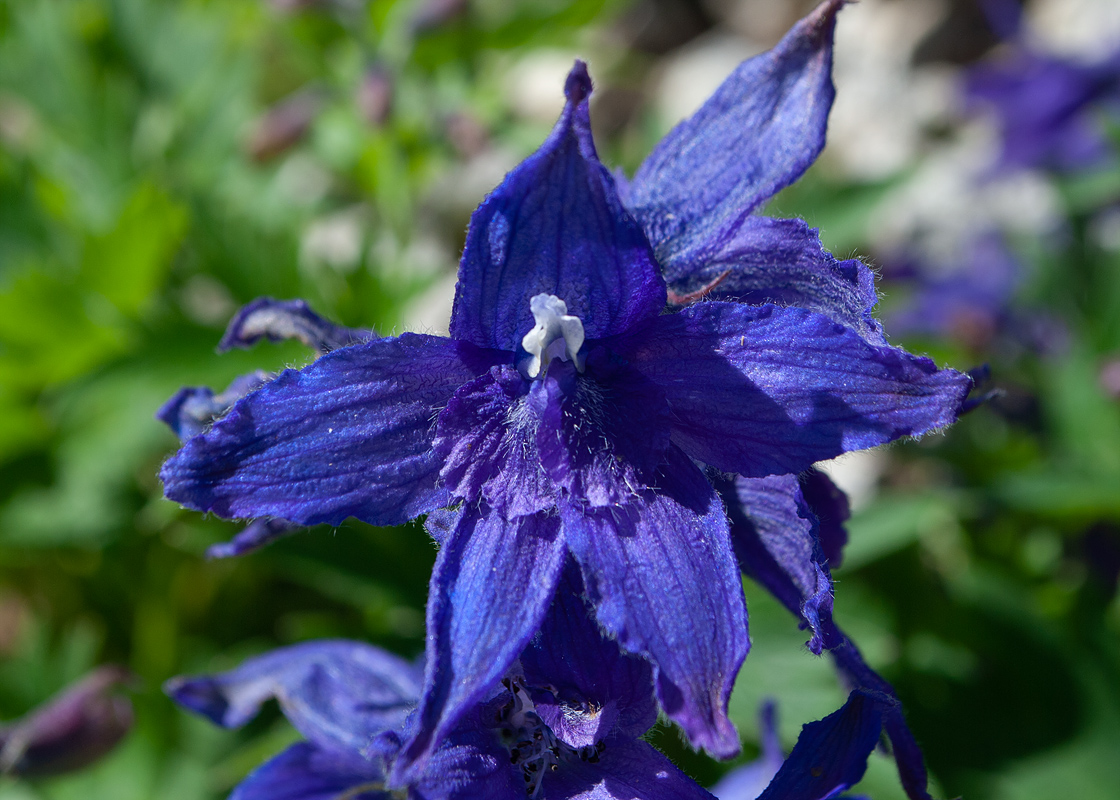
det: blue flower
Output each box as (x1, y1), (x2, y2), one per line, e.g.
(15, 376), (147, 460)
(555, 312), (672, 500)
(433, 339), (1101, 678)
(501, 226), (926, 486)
(883, 232), (1067, 357)
(967, 45), (1120, 173)
(160, 0), (969, 776)
(720, 470), (939, 800)
(711, 694), (886, 800)
(166, 575), (892, 800)
(165, 573), (716, 800)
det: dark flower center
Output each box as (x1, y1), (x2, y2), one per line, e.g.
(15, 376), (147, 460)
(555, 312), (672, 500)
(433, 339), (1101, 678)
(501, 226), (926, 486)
(492, 677), (606, 798)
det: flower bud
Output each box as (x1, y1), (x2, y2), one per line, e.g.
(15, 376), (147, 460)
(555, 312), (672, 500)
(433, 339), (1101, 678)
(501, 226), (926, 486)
(0, 665), (136, 778)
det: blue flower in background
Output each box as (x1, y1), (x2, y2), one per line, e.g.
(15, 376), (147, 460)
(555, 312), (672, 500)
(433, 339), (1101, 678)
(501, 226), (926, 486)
(160, 0), (969, 777)
(885, 233), (1021, 351)
(883, 232), (1067, 357)
(967, 44), (1120, 173)
(166, 573), (891, 800)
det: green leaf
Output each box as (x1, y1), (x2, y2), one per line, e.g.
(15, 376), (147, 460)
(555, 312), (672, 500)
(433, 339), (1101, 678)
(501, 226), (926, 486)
(840, 492), (963, 571)
(81, 182), (187, 318)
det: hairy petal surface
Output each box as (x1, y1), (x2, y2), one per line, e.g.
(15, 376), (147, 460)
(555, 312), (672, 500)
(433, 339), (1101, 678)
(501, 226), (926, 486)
(521, 565), (657, 747)
(756, 690), (882, 800)
(164, 640), (422, 753)
(562, 449), (748, 759)
(219, 297), (375, 354)
(397, 510), (567, 781)
(162, 334), (498, 527)
(628, 0), (844, 266)
(721, 474), (837, 654)
(534, 355), (672, 508)
(229, 743), (387, 800)
(627, 302), (971, 477)
(540, 737), (718, 800)
(433, 365), (555, 516)
(408, 710), (525, 800)
(450, 61), (664, 353)
(664, 216), (885, 347)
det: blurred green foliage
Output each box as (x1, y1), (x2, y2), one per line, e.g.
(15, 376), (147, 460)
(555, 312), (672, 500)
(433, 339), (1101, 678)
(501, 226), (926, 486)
(1, 1), (1119, 799)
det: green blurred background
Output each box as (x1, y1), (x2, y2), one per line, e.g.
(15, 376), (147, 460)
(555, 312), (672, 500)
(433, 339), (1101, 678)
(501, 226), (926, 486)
(1, 0), (1119, 798)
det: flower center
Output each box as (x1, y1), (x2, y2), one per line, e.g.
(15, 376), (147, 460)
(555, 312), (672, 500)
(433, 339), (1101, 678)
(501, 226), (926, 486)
(495, 677), (560, 797)
(520, 294), (584, 379)
(493, 677), (606, 798)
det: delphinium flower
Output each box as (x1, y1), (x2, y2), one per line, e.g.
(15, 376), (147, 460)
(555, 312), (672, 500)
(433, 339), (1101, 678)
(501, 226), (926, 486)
(167, 573), (712, 800)
(160, 0), (970, 780)
(882, 232), (1067, 358)
(166, 572), (891, 800)
(966, 38), (1120, 173)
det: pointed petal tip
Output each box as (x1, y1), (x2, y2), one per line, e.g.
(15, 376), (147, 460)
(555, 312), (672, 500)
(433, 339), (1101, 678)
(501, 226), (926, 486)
(700, 720), (743, 761)
(565, 60), (592, 105)
(163, 675), (232, 727)
(805, 0), (847, 39)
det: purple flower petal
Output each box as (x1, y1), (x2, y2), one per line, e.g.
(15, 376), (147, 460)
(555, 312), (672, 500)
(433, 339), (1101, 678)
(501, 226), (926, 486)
(396, 509), (567, 781)
(449, 61), (665, 353)
(206, 518), (303, 559)
(520, 565), (657, 748)
(161, 334), (498, 527)
(157, 372), (271, 440)
(627, 0), (844, 267)
(561, 448), (749, 759)
(829, 637), (934, 800)
(228, 743), (386, 800)
(424, 506), (462, 546)
(164, 640), (422, 753)
(409, 708), (525, 800)
(724, 471), (934, 799)
(799, 468), (849, 569)
(755, 690), (883, 800)
(433, 365), (555, 517)
(539, 736), (718, 800)
(627, 302), (971, 478)
(723, 474), (838, 654)
(219, 297), (375, 354)
(159, 374), (305, 557)
(664, 216), (885, 347)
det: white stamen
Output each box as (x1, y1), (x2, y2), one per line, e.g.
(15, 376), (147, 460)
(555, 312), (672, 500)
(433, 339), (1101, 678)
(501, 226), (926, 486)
(520, 294), (585, 378)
